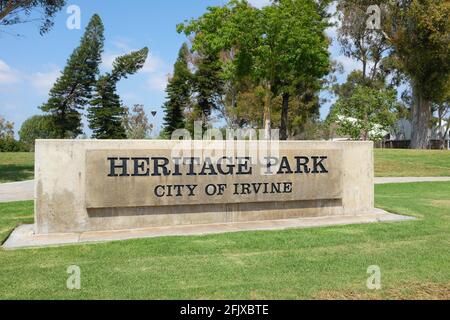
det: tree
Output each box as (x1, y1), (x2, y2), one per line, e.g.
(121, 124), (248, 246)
(384, 0), (450, 148)
(161, 43), (193, 137)
(0, 115), (14, 138)
(0, 0), (66, 35)
(336, 0), (389, 84)
(0, 115), (26, 152)
(434, 94), (450, 150)
(329, 85), (400, 141)
(189, 51), (224, 134)
(122, 104), (153, 139)
(18, 115), (58, 151)
(40, 14), (104, 138)
(179, 0), (331, 139)
(88, 47), (148, 139)
(265, 0), (331, 140)
(335, 1), (449, 148)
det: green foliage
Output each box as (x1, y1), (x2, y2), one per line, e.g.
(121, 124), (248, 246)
(40, 14), (105, 138)
(385, 0), (450, 148)
(178, 0), (332, 136)
(386, 0), (450, 102)
(329, 85), (400, 141)
(0, 115), (13, 139)
(190, 52), (224, 133)
(336, 0), (389, 82)
(18, 115), (58, 151)
(88, 75), (126, 139)
(0, 137), (26, 152)
(162, 43), (192, 137)
(0, 0), (66, 35)
(0, 115), (26, 152)
(88, 48), (149, 139)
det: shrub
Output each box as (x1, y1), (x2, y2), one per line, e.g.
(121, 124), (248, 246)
(0, 137), (27, 152)
(19, 115), (58, 151)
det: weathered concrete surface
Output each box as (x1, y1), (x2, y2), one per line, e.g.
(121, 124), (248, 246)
(2, 177), (450, 203)
(86, 148), (344, 208)
(0, 180), (34, 203)
(2, 209), (414, 250)
(35, 140), (375, 234)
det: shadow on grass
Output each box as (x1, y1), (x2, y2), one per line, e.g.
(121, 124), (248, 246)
(0, 164), (34, 183)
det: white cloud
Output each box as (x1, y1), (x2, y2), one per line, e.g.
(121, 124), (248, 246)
(101, 52), (120, 71)
(142, 53), (165, 74)
(27, 66), (60, 95)
(0, 59), (20, 85)
(111, 37), (133, 51)
(147, 73), (169, 92)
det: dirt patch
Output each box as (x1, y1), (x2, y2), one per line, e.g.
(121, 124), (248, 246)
(315, 282), (450, 300)
(432, 200), (450, 207)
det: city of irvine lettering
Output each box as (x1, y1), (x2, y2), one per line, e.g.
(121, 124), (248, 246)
(107, 156), (329, 177)
(105, 156), (330, 198)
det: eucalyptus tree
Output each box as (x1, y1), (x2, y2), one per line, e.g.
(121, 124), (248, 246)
(0, 0), (66, 35)
(336, 0), (450, 149)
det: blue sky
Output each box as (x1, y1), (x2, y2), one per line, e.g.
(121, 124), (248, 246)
(0, 0), (358, 137)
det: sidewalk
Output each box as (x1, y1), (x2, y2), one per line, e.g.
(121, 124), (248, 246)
(0, 180), (34, 203)
(374, 177), (450, 184)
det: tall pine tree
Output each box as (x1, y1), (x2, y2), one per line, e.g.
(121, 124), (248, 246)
(40, 14), (104, 138)
(88, 47), (148, 139)
(162, 43), (192, 138)
(193, 52), (223, 121)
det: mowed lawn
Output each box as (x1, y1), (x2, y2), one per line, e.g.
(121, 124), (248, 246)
(1, 149), (450, 183)
(375, 149), (450, 177)
(0, 182), (448, 299)
(0, 153), (34, 183)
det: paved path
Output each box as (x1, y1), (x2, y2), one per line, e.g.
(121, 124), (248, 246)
(0, 180), (34, 203)
(1, 177), (450, 203)
(374, 177), (450, 184)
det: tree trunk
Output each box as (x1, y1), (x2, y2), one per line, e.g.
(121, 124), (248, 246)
(410, 81), (431, 149)
(438, 108), (446, 150)
(280, 93), (289, 140)
(263, 84), (272, 140)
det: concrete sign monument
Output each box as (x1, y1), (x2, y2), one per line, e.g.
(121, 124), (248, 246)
(34, 140), (374, 234)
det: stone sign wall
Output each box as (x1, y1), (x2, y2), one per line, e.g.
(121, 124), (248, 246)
(35, 140), (373, 234)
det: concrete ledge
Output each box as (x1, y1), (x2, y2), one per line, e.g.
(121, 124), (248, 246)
(2, 209), (415, 250)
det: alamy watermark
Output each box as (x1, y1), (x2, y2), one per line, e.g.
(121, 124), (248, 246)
(66, 265), (81, 290)
(66, 5), (81, 30)
(168, 121), (282, 176)
(366, 265), (382, 290)
(366, 5), (381, 30)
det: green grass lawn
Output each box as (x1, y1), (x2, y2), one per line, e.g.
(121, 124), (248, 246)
(375, 149), (450, 177)
(0, 153), (34, 183)
(1, 149), (450, 183)
(0, 182), (448, 299)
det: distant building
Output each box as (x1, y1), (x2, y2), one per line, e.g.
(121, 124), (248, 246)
(384, 118), (450, 149)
